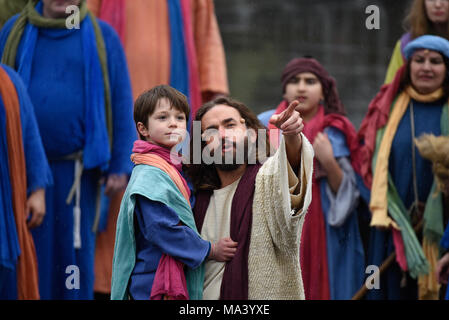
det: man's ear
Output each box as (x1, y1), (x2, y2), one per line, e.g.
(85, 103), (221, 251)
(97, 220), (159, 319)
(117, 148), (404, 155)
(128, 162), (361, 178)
(137, 122), (148, 138)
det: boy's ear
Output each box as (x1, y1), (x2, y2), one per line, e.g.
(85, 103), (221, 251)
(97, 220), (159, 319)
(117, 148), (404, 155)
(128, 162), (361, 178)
(137, 122), (148, 138)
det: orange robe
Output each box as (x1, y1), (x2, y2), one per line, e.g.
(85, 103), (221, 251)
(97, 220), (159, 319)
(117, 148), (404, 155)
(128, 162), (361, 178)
(88, 0), (229, 101)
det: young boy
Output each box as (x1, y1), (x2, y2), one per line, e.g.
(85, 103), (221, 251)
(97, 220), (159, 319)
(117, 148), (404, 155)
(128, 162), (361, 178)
(111, 85), (237, 300)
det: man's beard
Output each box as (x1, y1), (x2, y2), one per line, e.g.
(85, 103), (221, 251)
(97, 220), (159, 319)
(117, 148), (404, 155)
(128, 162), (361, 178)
(211, 136), (252, 172)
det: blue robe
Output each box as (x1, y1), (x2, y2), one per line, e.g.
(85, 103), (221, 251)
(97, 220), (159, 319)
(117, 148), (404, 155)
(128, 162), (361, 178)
(0, 64), (52, 299)
(257, 108), (275, 128)
(129, 195), (210, 300)
(320, 127), (365, 300)
(365, 99), (443, 300)
(0, 14), (136, 299)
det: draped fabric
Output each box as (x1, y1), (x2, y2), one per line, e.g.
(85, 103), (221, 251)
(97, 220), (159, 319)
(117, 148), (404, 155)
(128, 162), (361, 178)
(0, 66), (39, 299)
(130, 149), (196, 300)
(131, 140), (190, 203)
(384, 33), (411, 84)
(96, 0), (126, 43)
(0, 2), (135, 299)
(88, 0), (229, 115)
(0, 0), (28, 28)
(194, 165), (262, 300)
(359, 63), (448, 299)
(111, 164), (205, 300)
(0, 69), (21, 295)
(358, 65), (407, 189)
(1, 0), (112, 170)
(180, 0), (202, 121)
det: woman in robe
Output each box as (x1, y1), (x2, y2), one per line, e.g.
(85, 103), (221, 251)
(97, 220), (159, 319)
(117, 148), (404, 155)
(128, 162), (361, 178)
(358, 35), (449, 300)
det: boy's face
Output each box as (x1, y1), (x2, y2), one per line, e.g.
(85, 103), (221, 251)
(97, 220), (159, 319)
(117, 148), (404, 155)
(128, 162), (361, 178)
(283, 72), (324, 118)
(137, 98), (187, 149)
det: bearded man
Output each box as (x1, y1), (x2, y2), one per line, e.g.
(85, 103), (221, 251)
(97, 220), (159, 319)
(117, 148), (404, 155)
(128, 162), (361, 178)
(185, 96), (314, 299)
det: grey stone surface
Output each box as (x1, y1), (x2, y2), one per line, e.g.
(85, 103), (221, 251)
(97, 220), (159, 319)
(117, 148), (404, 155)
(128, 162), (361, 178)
(215, 0), (411, 128)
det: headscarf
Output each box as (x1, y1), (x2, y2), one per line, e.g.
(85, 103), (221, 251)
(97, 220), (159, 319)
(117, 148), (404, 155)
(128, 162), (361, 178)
(280, 57), (345, 115)
(403, 35), (449, 60)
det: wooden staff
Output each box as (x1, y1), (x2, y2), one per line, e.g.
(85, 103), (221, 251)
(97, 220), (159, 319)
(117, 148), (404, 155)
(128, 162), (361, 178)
(352, 219), (424, 300)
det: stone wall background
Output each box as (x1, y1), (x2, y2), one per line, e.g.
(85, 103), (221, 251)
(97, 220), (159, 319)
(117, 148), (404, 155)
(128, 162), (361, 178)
(214, 0), (411, 128)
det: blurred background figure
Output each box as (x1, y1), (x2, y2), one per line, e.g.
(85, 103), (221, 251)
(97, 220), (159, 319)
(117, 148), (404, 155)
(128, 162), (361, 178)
(0, 63), (52, 300)
(0, 0), (136, 299)
(358, 35), (449, 300)
(385, 0), (449, 83)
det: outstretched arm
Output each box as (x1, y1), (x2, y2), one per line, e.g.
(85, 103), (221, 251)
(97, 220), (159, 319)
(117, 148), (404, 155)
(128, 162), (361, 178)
(268, 100), (304, 170)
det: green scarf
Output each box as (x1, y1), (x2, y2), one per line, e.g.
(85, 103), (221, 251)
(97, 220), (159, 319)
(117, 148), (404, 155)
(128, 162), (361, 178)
(0, 0), (28, 28)
(0, 0), (112, 146)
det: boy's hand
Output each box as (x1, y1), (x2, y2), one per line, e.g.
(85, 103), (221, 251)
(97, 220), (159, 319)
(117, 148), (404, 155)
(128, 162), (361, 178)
(209, 237), (238, 262)
(27, 188), (46, 229)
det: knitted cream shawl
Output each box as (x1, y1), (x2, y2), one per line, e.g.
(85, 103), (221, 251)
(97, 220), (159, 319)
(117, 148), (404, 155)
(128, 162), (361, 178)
(248, 134), (314, 299)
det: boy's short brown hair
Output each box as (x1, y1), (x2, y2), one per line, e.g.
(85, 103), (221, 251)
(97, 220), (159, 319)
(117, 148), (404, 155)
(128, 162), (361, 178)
(134, 85), (190, 139)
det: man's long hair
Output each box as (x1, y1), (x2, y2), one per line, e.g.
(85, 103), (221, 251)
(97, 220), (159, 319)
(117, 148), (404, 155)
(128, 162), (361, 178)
(184, 96), (272, 191)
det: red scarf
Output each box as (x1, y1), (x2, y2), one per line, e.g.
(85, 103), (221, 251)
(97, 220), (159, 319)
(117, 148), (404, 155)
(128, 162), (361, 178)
(268, 100), (361, 300)
(357, 65), (406, 188)
(97, 0), (126, 44)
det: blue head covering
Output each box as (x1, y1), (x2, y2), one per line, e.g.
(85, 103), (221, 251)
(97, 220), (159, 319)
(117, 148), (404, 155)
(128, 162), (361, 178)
(403, 35), (449, 60)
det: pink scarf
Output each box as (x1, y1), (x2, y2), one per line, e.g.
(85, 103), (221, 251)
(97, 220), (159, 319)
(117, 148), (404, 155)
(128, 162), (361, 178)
(132, 140), (190, 199)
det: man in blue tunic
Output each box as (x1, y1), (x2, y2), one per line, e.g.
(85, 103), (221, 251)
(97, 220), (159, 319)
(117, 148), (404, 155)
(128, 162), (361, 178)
(0, 0), (136, 299)
(0, 63), (52, 299)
